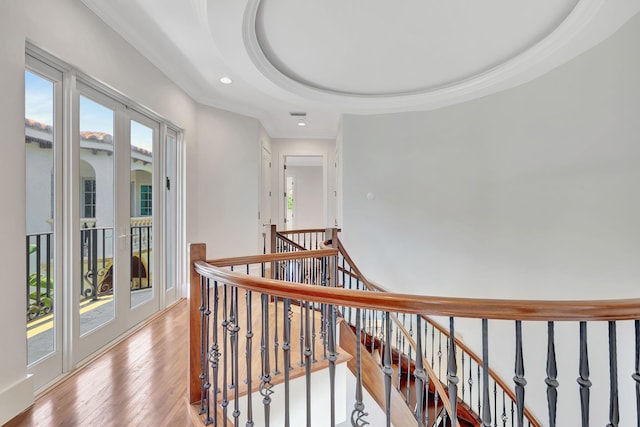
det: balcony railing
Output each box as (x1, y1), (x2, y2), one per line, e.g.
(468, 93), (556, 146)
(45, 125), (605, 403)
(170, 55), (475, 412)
(26, 221), (153, 322)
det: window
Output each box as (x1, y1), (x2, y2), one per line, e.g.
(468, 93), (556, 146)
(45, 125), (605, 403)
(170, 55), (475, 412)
(82, 178), (96, 218)
(140, 184), (152, 216)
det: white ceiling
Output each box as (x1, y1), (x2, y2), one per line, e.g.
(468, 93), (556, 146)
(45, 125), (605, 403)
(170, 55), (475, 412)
(82, 0), (640, 139)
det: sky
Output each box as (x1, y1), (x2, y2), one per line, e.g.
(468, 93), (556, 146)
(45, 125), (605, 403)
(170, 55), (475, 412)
(25, 70), (153, 152)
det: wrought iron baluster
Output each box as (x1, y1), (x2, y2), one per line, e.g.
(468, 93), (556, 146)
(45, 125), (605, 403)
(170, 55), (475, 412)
(577, 321), (591, 427)
(608, 321), (619, 427)
(222, 284), (229, 422)
(198, 275), (207, 415)
(299, 297), (304, 366)
(461, 352), (466, 403)
(210, 281), (220, 426)
(494, 381), (497, 427)
(545, 321), (558, 427)
(327, 301), (338, 426)
(304, 301), (313, 426)
(283, 298), (291, 427)
(245, 290), (254, 427)
(231, 286), (240, 425)
(635, 320), (640, 427)
(260, 293), (273, 427)
(478, 363), (482, 417)
(501, 390), (507, 427)
(351, 306), (369, 426)
(383, 311), (393, 427)
(447, 317), (459, 423)
(514, 320), (526, 427)
(482, 319), (492, 427)
(273, 295), (280, 375)
(203, 278), (213, 424)
(414, 316), (426, 427)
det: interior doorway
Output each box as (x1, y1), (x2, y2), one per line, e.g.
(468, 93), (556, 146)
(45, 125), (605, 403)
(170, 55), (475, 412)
(283, 156), (324, 230)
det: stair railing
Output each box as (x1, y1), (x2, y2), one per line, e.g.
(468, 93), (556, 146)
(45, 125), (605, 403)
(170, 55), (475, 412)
(190, 239), (640, 427)
(330, 234), (541, 426)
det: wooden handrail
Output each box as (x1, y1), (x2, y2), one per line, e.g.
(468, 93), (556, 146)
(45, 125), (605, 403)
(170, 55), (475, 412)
(195, 259), (640, 321)
(274, 232), (307, 251)
(276, 228), (334, 235)
(207, 248), (337, 268)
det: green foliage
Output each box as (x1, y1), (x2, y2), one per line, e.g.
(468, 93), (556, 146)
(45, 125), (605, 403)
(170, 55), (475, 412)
(27, 271), (53, 321)
(287, 195), (293, 210)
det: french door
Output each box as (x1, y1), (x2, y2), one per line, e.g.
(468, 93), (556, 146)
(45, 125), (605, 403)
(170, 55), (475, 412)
(26, 50), (181, 390)
(73, 83), (160, 363)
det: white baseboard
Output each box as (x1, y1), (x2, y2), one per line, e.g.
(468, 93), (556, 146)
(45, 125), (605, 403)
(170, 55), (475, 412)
(0, 374), (34, 425)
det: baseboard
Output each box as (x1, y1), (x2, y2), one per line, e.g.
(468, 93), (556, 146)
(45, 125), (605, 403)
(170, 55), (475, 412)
(0, 375), (34, 425)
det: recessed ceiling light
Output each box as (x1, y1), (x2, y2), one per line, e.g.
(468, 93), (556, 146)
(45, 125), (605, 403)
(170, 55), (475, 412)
(297, 121), (307, 127)
(220, 76), (233, 85)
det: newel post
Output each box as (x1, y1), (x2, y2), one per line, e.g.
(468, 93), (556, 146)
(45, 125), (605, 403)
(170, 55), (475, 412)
(325, 228), (338, 287)
(269, 224), (277, 279)
(189, 243), (206, 404)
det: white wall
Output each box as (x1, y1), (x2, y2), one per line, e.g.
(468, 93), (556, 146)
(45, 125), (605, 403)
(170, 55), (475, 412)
(270, 138), (337, 229)
(195, 105), (262, 258)
(341, 12), (640, 426)
(287, 165), (324, 229)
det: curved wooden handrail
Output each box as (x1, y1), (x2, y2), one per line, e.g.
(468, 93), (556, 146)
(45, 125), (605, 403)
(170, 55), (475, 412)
(277, 228), (340, 235)
(274, 232), (307, 251)
(195, 260), (640, 322)
(207, 248), (337, 268)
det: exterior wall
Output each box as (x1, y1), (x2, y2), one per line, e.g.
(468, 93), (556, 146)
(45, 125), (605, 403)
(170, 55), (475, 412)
(341, 12), (640, 425)
(270, 138), (337, 229)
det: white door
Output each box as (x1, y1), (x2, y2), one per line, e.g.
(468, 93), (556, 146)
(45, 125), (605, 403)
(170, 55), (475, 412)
(73, 84), (160, 364)
(260, 145), (272, 249)
(25, 57), (64, 388)
(164, 128), (179, 304)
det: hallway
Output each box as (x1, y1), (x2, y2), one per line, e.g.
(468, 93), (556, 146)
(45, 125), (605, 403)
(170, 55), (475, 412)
(7, 300), (189, 427)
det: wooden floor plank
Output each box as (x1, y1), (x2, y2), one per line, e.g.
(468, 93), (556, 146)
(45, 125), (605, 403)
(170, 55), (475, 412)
(6, 300), (191, 427)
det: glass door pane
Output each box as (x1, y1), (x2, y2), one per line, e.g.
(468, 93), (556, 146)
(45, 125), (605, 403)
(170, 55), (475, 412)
(130, 120), (154, 308)
(25, 70), (56, 365)
(79, 95), (115, 335)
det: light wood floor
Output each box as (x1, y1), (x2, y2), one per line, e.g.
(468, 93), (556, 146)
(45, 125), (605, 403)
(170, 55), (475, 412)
(6, 299), (190, 427)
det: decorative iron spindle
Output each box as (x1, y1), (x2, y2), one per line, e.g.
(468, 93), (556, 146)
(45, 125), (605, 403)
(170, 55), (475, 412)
(513, 320), (526, 427)
(635, 320), (640, 427)
(351, 307), (370, 426)
(230, 286), (240, 425)
(482, 319), (492, 427)
(608, 321), (619, 427)
(273, 295), (280, 375)
(327, 302), (338, 426)
(198, 276), (207, 415)
(210, 281), (220, 426)
(283, 298), (291, 427)
(447, 317), (459, 423)
(577, 321), (591, 427)
(414, 316), (426, 427)
(260, 293), (273, 427)
(545, 321), (558, 427)
(501, 390), (507, 427)
(222, 285), (229, 422)
(245, 290), (254, 427)
(203, 278), (214, 423)
(304, 301), (313, 426)
(383, 311), (393, 427)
